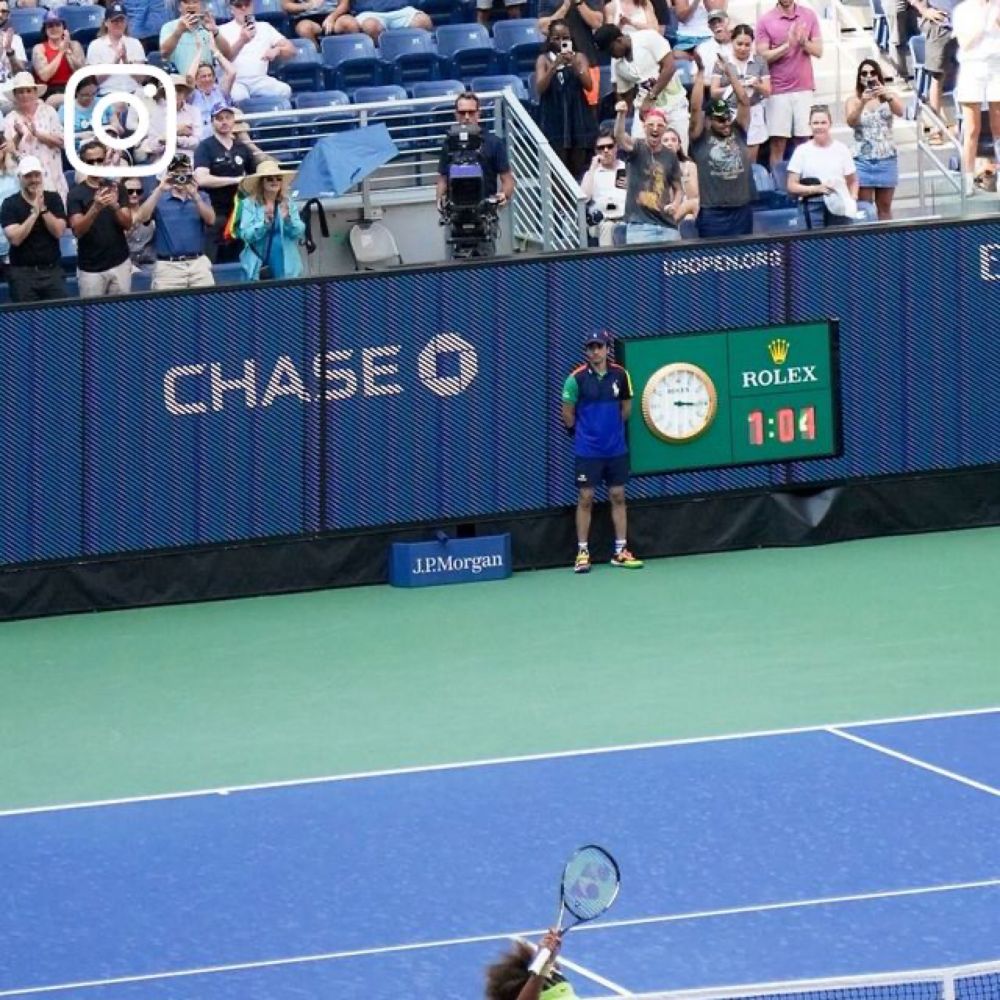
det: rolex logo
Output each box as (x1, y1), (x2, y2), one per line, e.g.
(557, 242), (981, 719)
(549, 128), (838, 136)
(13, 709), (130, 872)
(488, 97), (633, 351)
(768, 338), (790, 365)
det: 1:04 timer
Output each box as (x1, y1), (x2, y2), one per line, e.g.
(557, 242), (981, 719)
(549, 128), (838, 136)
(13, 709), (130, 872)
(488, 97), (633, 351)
(747, 406), (816, 446)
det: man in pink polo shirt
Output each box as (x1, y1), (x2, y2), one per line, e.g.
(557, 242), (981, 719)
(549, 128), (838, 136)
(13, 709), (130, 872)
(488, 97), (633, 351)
(756, 0), (823, 168)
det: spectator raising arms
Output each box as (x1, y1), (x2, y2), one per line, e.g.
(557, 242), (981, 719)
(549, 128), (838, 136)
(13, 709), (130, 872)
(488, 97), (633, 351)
(535, 20), (597, 179)
(951, 0), (1000, 188)
(688, 83), (755, 238)
(218, 0), (295, 104)
(186, 40), (237, 139)
(663, 124), (700, 225)
(604, 0), (660, 34)
(845, 59), (903, 219)
(161, 0), (232, 77)
(538, 0), (603, 105)
(3, 72), (65, 199)
(0, 0), (29, 104)
(787, 103), (859, 226)
(237, 160), (305, 281)
(711, 23), (770, 161)
(32, 12), (84, 109)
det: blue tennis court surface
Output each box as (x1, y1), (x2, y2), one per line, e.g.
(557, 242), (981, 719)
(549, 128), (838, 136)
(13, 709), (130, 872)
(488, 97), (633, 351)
(2, 710), (998, 1000)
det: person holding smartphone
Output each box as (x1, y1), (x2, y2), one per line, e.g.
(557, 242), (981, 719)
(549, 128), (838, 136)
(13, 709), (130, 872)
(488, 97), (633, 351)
(535, 21), (597, 179)
(160, 0), (232, 76)
(845, 59), (904, 219)
(580, 126), (627, 244)
(66, 139), (133, 297)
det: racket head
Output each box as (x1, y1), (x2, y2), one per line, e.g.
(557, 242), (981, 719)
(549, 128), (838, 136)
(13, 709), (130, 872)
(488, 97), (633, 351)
(560, 844), (620, 923)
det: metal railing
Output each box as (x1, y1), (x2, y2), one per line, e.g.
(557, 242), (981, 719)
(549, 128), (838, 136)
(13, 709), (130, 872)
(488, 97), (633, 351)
(240, 88), (588, 254)
(914, 99), (968, 213)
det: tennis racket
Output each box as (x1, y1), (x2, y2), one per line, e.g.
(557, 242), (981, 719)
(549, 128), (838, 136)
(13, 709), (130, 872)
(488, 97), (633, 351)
(528, 844), (621, 975)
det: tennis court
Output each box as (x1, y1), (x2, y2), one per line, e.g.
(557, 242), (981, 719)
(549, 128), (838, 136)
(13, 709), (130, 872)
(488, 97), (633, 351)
(1, 530), (998, 999)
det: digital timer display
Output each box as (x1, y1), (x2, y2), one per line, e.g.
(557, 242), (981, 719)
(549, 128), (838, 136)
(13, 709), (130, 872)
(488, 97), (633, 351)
(623, 322), (840, 475)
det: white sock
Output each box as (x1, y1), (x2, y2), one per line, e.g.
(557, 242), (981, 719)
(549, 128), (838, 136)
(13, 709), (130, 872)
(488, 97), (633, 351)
(578, 542), (589, 552)
(615, 539), (626, 554)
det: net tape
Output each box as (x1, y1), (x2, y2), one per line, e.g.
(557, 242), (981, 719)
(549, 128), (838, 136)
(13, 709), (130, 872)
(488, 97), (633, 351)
(587, 960), (1000, 1000)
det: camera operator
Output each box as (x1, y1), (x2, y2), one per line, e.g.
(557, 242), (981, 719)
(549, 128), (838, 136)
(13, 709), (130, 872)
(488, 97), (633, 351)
(435, 91), (514, 210)
(67, 139), (133, 297)
(580, 126), (626, 245)
(130, 154), (217, 290)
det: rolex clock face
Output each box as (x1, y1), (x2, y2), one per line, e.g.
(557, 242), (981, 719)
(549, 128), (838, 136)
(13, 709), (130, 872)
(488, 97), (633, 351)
(641, 362), (718, 443)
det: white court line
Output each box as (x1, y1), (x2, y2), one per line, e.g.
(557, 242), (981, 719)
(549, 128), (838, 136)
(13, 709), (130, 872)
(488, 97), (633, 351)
(1, 706), (997, 819)
(827, 727), (1000, 797)
(509, 936), (631, 996)
(0, 878), (996, 998)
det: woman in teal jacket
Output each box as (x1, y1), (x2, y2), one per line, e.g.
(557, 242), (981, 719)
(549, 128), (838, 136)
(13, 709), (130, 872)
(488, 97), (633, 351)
(237, 160), (305, 281)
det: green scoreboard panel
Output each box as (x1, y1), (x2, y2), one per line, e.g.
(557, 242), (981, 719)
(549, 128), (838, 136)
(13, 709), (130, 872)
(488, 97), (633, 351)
(622, 321), (840, 475)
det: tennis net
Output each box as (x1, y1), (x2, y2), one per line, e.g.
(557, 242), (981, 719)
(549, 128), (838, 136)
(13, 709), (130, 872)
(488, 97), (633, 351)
(589, 959), (1000, 1000)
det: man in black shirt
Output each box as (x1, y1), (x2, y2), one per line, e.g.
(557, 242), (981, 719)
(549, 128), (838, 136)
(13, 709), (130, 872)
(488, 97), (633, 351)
(66, 140), (133, 297)
(193, 101), (259, 263)
(0, 154), (67, 302)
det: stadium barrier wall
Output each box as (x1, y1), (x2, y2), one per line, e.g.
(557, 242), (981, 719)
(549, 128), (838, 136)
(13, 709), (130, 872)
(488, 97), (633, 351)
(1, 218), (999, 617)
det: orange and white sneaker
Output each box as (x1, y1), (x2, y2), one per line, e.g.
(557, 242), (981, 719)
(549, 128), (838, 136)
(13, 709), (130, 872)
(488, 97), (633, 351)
(610, 548), (644, 569)
(574, 550), (592, 574)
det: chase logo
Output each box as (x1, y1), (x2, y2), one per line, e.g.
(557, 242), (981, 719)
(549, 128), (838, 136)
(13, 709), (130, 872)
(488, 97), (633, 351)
(981, 244), (1000, 282)
(417, 333), (479, 397)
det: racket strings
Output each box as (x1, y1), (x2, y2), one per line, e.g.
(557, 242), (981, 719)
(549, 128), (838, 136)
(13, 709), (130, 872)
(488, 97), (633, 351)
(562, 846), (619, 921)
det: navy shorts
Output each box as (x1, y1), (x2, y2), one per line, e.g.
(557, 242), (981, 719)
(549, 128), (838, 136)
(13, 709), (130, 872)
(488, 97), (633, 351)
(575, 454), (629, 489)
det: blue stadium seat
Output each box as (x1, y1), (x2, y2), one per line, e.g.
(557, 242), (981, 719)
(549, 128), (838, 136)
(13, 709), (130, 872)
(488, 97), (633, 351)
(752, 163), (773, 193)
(491, 20), (543, 76)
(208, 0), (233, 23)
(770, 160), (789, 193)
(146, 50), (167, 71)
(136, 9), (171, 50)
(379, 28), (440, 86)
(434, 24), (497, 80)
(352, 84), (409, 103)
(56, 4), (105, 45)
(410, 79), (465, 99)
(469, 74), (528, 101)
(321, 34), (384, 92)
(59, 232), (78, 269)
(869, 0), (889, 49)
(274, 38), (324, 92)
(254, 0), (291, 33)
(237, 94), (293, 114)
(294, 89), (351, 108)
(752, 207), (802, 234)
(212, 262), (245, 284)
(131, 269), (152, 292)
(10, 7), (45, 47)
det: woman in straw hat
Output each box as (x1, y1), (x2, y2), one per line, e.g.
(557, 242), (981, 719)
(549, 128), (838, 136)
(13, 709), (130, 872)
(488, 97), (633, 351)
(237, 159), (305, 281)
(2, 71), (65, 199)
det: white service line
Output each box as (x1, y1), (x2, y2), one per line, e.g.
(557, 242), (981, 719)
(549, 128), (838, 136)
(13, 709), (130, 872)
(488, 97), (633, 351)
(827, 727), (1000, 798)
(0, 878), (996, 998)
(1, 706), (997, 819)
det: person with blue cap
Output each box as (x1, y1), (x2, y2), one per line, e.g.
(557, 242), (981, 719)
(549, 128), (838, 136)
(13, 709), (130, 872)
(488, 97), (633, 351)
(561, 330), (644, 574)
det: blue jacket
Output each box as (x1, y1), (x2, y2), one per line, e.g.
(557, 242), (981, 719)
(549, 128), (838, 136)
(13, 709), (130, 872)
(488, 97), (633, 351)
(237, 197), (306, 282)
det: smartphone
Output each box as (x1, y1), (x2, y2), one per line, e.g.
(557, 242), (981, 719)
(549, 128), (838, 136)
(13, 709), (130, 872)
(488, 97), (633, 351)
(560, 39), (572, 53)
(615, 166), (626, 188)
(246, 13), (256, 23)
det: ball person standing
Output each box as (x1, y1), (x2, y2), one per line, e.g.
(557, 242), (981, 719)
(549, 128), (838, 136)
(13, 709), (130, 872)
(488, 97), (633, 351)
(561, 330), (644, 574)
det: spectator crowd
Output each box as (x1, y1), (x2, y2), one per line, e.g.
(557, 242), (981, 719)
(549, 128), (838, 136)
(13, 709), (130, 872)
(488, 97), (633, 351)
(0, 0), (994, 302)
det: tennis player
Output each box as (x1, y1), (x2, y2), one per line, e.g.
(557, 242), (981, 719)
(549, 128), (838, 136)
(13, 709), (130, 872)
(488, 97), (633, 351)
(484, 930), (577, 1000)
(561, 330), (644, 574)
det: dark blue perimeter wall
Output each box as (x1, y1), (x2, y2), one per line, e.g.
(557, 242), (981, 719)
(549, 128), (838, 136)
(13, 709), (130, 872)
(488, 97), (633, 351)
(2, 219), (999, 567)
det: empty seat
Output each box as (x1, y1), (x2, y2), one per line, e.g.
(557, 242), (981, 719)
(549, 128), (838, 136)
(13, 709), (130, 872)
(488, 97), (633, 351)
(321, 34), (384, 92)
(349, 222), (402, 268)
(434, 24), (497, 79)
(752, 207), (802, 234)
(294, 89), (351, 108)
(469, 74), (528, 101)
(491, 19), (543, 76)
(379, 28), (440, 86)
(253, 0), (291, 33)
(237, 95), (293, 114)
(411, 79), (465, 99)
(9, 8), (45, 47)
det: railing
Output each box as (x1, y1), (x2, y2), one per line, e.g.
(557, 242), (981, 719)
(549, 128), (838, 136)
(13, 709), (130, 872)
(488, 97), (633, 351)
(240, 88), (588, 254)
(914, 98), (969, 213)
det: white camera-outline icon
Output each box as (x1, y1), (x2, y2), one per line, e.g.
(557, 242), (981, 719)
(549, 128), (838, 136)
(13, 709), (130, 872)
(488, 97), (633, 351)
(64, 65), (178, 179)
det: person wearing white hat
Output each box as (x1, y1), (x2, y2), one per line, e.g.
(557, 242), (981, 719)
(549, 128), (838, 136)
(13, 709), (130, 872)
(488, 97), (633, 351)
(0, 152), (68, 301)
(2, 71), (65, 199)
(236, 159), (304, 281)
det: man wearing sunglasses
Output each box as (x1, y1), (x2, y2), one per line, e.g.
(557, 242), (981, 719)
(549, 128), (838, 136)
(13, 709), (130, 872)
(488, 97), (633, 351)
(580, 128), (626, 246)
(122, 181), (156, 269)
(66, 140), (133, 297)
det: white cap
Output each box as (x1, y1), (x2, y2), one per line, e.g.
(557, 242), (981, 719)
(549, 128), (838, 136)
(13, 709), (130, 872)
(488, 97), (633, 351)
(16, 155), (43, 177)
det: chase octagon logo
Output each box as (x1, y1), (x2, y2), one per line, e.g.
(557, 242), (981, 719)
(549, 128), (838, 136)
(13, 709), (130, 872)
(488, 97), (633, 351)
(417, 333), (479, 397)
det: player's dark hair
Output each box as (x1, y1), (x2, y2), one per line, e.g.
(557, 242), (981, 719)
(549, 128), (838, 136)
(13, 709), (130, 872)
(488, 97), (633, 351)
(484, 941), (533, 1000)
